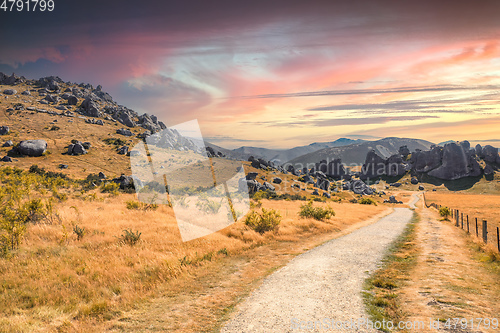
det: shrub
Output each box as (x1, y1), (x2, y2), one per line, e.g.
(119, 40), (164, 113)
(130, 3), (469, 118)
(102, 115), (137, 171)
(299, 200), (335, 221)
(244, 208), (281, 234)
(359, 198), (377, 205)
(73, 225), (86, 241)
(439, 207), (451, 220)
(126, 200), (158, 211)
(100, 182), (119, 195)
(102, 138), (127, 146)
(196, 198), (222, 214)
(118, 229), (141, 246)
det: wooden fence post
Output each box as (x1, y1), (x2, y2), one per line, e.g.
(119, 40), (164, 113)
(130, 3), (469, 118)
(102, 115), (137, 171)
(456, 210), (459, 227)
(475, 218), (478, 237)
(482, 220), (488, 243)
(497, 227), (500, 253)
(467, 215), (469, 233)
(461, 213), (463, 229)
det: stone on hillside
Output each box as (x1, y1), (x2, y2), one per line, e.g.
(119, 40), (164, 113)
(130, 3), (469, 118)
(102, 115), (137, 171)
(390, 182), (402, 187)
(263, 182), (275, 191)
(399, 145), (410, 158)
(245, 172), (258, 180)
(2, 140), (13, 147)
(81, 97), (100, 117)
(483, 164), (494, 175)
(82, 142), (91, 149)
(272, 177), (282, 184)
(118, 112), (136, 127)
(98, 172), (106, 179)
(3, 89), (17, 95)
(316, 178), (330, 191)
(117, 128), (133, 136)
(44, 94), (59, 103)
(59, 164), (68, 169)
(21, 90), (31, 95)
(323, 192), (331, 198)
(482, 145), (499, 163)
(1, 156), (12, 162)
(67, 95), (78, 105)
(118, 145), (129, 155)
(112, 174), (135, 189)
(0, 126), (9, 135)
(428, 142), (482, 180)
(312, 189), (319, 195)
(388, 195), (398, 203)
(411, 177), (418, 184)
(410, 146), (443, 173)
(16, 140), (47, 156)
(68, 143), (87, 155)
(418, 185), (424, 190)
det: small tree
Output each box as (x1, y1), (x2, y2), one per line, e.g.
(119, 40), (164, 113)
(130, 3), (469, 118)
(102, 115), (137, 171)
(439, 207), (451, 220)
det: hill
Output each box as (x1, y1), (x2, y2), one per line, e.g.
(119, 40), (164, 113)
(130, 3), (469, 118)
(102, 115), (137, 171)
(286, 137), (434, 167)
(232, 138), (364, 164)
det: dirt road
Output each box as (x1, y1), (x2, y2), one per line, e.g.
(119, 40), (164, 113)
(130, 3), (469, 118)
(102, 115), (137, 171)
(221, 206), (415, 332)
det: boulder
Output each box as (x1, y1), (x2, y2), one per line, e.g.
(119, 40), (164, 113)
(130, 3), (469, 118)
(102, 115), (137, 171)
(428, 142), (482, 180)
(2, 140), (13, 147)
(118, 145), (129, 155)
(418, 185), (424, 191)
(3, 89), (17, 95)
(112, 174), (135, 190)
(388, 195), (398, 203)
(272, 177), (282, 184)
(118, 112), (136, 127)
(21, 90), (31, 96)
(117, 128), (134, 136)
(316, 178), (330, 191)
(301, 175), (315, 184)
(483, 164), (494, 175)
(475, 144), (483, 158)
(410, 146), (443, 173)
(399, 145), (410, 158)
(324, 158), (346, 178)
(323, 192), (331, 198)
(1, 156), (12, 162)
(0, 126), (9, 135)
(245, 172), (258, 180)
(410, 177), (419, 185)
(67, 95), (78, 105)
(390, 182), (402, 187)
(44, 94), (59, 103)
(312, 189), (319, 195)
(59, 164), (68, 169)
(98, 172), (106, 179)
(15, 140), (47, 156)
(68, 143), (87, 155)
(263, 182), (275, 191)
(482, 145), (499, 163)
(81, 97), (100, 117)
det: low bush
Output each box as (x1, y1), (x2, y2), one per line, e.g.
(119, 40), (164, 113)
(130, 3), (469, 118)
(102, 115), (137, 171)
(244, 208), (281, 234)
(439, 207), (451, 220)
(299, 200), (335, 221)
(359, 198), (377, 205)
(73, 225), (86, 241)
(118, 229), (142, 246)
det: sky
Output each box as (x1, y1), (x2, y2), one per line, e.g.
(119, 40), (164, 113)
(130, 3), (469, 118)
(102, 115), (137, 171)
(1, 0), (500, 149)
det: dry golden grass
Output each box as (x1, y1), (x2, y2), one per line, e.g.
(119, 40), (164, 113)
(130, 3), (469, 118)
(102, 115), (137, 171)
(0, 185), (388, 332)
(425, 192), (500, 245)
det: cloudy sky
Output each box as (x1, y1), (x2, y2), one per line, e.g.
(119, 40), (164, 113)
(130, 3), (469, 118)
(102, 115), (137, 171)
(1, 0), (500, 148)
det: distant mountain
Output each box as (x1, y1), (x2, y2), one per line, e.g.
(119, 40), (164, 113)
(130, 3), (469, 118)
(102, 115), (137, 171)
(438, 140), (456, 146)
(230, 138), (365, 164)
(287, 137), (434, 166)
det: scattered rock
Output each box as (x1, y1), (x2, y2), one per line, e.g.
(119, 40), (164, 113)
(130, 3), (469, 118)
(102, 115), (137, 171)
(411, 177), (418, 185)
(98, 172), (106, 179)
(323, 192), (331, 198)
(2, 140), (13, 147)
(312, 189), (319, 195)
(59, 164), (68, 169)
(15, 140), (48, 157)
(418, 185), (424, 190)
(0, 126), (9, 135)
(1, 156), (12, 162)
(118, 145), (129, 155)
(21, 90), (31, 96)
(246, 172), (258, 180)
(3, 89), (17, 95)
(67, 95), (78, 105)
(390, 182), (402, 187)
(117, 128), (133, 136)
(272, 177), (282, 184)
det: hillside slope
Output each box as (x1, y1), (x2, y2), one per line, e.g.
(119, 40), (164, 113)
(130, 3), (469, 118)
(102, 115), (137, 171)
(287, 137), (434, 166)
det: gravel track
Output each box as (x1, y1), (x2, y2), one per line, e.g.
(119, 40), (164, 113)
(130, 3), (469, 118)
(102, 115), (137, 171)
(221, 205), (416, 333)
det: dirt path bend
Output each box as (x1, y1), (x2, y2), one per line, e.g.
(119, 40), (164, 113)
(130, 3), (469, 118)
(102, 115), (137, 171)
(221, 207), (415, 333)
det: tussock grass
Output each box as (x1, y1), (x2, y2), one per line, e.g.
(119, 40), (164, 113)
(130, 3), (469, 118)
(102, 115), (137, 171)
(363, 212), (419, 332)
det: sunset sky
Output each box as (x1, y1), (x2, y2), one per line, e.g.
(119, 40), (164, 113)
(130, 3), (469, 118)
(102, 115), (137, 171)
(1, 0), (500, 148)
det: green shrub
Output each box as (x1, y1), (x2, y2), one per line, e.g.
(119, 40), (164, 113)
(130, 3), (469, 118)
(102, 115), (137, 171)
(118, 229), (141, 246)
(359, 198), (377, 205)
(244, 208), (281, 234)
(73, 225), (86, 241)
(299, 200), (335, 221)
(100, 182), (119, 195)
(439, 207), (451, 220)
(102, 138), (127, 146)
(126, 200), (158, 211)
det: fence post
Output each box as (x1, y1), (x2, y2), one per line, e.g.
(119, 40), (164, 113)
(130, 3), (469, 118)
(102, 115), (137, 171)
(497, 227), (500, 253)
(475, 218), (478, 237)
(456, 210), (459, 227)
(467, 215), (469, 233)
(482, 220), (488, 243)
(461, 213), (463, 229)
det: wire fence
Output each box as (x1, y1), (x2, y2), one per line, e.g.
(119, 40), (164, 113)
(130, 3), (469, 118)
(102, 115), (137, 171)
(423, 193), (500, 253)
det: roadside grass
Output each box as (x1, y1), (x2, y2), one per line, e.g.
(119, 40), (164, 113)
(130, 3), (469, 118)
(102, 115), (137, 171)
(363, 212), (419, 332)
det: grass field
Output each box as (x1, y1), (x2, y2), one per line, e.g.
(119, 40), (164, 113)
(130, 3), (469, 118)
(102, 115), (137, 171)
(425, 192), (500, 249)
